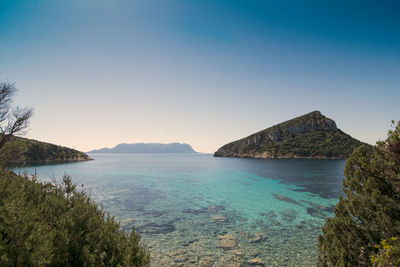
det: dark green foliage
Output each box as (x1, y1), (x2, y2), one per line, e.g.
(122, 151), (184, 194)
(3, 136), (91, 166)
(0, 171), (150, 266)
(0, 140), (27, 169)
(318, 121), (400, 266)
(214, 111), (368, 159)
(261, 129), (362, 158)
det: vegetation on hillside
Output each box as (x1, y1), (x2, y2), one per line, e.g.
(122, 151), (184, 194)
(215, 111), (367, 159)
(2, 136), (91, 166)
(318, 120), (400, 266)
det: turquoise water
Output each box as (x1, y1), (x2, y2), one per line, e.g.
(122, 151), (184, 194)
(15, 153), (345, 266)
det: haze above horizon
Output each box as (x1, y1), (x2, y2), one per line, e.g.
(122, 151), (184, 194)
(1, 0), (399, 153)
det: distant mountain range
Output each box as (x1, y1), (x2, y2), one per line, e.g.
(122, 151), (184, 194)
(88, 143), (196, 153)
(5, 137), (92, 166)
(214, 111), (369, 159)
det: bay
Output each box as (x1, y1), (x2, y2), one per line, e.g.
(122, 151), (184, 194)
(15, 153), (344, 266)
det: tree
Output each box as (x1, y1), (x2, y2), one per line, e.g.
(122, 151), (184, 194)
(0, 82), (33, 151)
(318, 121), (400, 266)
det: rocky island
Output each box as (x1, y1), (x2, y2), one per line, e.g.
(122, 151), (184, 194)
(214, 111), (368, 159)
(4, 137), (92, 166)
(89, 142), (196, 153)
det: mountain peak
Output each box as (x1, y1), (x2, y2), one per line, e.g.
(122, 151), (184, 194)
(269, 111), (338, 137)
(214, 111), (367, 159)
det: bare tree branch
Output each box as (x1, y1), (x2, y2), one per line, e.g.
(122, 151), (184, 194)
(0, 82), (15, 123)
(0, 82), (33, 151)
(9, 107), (33, 136)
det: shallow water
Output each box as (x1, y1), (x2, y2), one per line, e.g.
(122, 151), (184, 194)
(15, 153), (344, 266)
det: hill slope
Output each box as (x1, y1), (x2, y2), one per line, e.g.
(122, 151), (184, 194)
(214, 111), (368, 159)
(4, 137), (92, 166)
(89, 143), (196, 153)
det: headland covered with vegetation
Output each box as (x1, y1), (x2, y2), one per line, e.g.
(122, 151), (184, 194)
(214, 111), (369, 159)
(3, 136), (92, 166)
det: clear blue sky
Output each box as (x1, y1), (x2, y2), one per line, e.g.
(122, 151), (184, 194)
(1, 0), (399, 153)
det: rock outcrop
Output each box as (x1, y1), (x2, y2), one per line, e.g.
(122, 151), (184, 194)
(214, 111), (369, 159)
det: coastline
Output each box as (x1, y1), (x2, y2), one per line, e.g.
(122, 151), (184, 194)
(8, 157), (93, 167)
(213, 154), (347, 160)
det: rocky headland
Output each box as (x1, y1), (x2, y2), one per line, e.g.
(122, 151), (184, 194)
(214, 111), (369, 159)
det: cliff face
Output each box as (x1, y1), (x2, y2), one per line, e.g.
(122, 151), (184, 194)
(5, 137), (92, 166)
(214, 111), (368, 159)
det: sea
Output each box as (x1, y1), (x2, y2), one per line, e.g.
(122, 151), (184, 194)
(15, 153), (345, 266)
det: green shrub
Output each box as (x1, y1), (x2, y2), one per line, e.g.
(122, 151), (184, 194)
(0, 171), (150, 266)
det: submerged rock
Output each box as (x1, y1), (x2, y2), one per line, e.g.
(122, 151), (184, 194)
(248, 258), (265, 266)
(232, 249), (243, 256)
(218, 234), (238, 250)
(280, 209), (297, 223)
(142, 209), (168, 217)
(212, 215), (227, 222)
(173, 255), (188, 263)
(248, 248), (260, 257)
(199, 256), (213, 266)
(207, 206), (218, 214)
(180, 239), (198, 247)
(306, 207), (326, 218)
(182, 207), (208, 215)
(249, 232), (267, 243)
(207, 205), (225, 214)
(167, 248), (190, 263)
(136, 219), (177, 234)
(218, 255), (242, 267)
(272, 194), (300, 205)
(302, 200), (335, 213)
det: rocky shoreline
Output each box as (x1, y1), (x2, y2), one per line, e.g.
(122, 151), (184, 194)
(9, 157), (93, 167)
(214, 154), (346, 160)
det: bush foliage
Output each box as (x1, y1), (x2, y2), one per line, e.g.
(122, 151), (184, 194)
(318, 121), (400, 266)
(0, 171), (150, 266)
